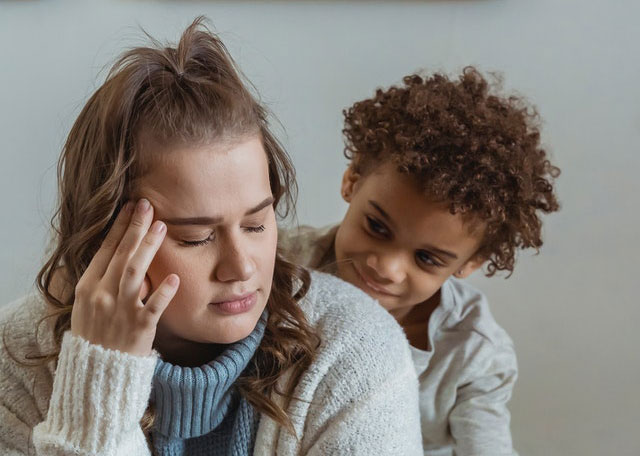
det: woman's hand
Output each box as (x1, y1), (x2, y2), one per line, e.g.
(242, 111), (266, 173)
(71, 199), (179, 357)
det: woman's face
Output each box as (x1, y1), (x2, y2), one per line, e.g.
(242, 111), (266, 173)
(134, 135), (277, 347)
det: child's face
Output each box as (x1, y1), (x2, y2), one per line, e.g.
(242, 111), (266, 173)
(134, 135), (277, 345)
(334, 162), (485, 317)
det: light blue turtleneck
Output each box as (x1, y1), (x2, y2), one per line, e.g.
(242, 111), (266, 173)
(150, 311), (268, 456)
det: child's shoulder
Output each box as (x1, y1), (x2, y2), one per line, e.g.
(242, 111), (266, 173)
(441, 278), (514, 349)
(278, 224), (339, 269)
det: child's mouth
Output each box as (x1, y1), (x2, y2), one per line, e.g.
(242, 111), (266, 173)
(352, 263), (399, 297)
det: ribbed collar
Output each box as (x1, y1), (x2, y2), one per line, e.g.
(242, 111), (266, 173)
(150, 311), (268, 439)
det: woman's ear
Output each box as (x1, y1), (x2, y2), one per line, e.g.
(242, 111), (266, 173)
(453, 255), (485, 279)
(340, 165), (360, 202)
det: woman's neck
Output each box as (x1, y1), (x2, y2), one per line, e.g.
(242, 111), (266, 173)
(153, 331), (226, 367)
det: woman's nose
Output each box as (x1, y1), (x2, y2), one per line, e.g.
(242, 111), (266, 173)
(214, 235), (256, 283)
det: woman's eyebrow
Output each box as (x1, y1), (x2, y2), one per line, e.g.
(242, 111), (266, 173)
(164, 196), (274, 226)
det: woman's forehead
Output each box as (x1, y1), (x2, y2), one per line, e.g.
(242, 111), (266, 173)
(133, 137), (271, 218)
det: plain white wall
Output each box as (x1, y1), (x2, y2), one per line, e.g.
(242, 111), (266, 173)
(1, 1), (638, 454)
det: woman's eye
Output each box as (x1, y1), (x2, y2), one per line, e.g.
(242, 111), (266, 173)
(416, 250), (441, 267)
(182, 236), (213, 247)
(244, 224), (265, 233)
(366, 216), (388, 236)
(181, 225), (264, 246)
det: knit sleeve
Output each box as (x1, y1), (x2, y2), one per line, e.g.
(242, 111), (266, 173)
(448, 340), (519, 456)
(0, 330), (157, 456)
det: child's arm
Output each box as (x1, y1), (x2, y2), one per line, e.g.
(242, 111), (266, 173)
(448, 341), (518, 456)
(0, 331), (156, 456)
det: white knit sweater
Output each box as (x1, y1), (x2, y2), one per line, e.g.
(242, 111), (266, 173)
(0, 271), (423, 455)
(280, 225), (519, 456)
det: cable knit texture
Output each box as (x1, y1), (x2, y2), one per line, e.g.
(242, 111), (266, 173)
(149, 311), (267, 455)
(36, 332), (157, 455)
(0, 271), (423, 455)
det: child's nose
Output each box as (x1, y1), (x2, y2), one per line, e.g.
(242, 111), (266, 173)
(366, 251), (405, 284)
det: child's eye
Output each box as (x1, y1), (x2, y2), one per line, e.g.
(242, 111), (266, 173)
(366, 216), (389, 237)
(415, 250), (442, 267)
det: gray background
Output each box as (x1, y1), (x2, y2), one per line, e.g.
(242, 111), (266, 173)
(1, 1), (638, 454)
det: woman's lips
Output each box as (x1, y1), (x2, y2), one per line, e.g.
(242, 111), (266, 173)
(352, 263), (399, 297)
(209, 292), (257, 315)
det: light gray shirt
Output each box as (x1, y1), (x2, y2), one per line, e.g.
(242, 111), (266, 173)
(280, 224), (519, 456)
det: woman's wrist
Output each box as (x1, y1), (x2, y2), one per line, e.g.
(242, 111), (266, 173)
(34, 331), (157, 452)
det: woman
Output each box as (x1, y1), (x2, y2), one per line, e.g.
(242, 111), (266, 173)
(0, 18), (422, 455)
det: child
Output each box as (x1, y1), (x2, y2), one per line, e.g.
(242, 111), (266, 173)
(282, 68), (560, 455)
(0, 18), (423, 455)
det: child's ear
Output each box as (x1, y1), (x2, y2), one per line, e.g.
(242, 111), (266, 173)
(453, 255), (485, 279)
(340, 165), (360, 202)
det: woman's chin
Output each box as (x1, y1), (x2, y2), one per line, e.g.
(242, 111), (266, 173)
(204, 310), (265, 345)
(210, 327), (253, 345)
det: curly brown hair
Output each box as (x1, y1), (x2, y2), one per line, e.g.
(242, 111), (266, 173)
(343, 66), (560, 276)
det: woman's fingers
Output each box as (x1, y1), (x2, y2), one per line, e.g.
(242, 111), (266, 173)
(81, 201), (134, 284)
(139, 275), (152, 301)
(118, 220), (167, 301)
(103, 199), (154, 291)
(143, 274), (180, 325)
(73, 199), (178, 356)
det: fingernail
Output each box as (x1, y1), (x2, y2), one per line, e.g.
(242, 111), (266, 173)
(167, 275), (179, 287)
(151, 221), (165, 234)
(124, 202), (134, 214)
(137, 199), (150, 213)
